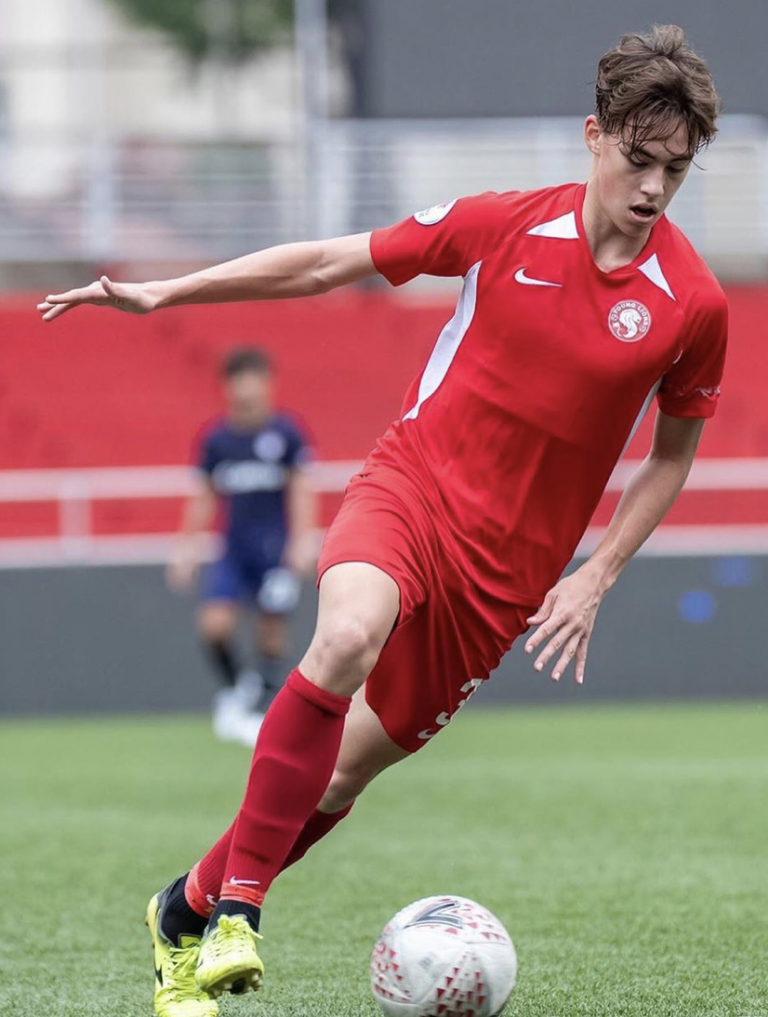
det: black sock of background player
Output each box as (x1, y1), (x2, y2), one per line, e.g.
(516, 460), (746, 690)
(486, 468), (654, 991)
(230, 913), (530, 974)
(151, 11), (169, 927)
(256, 652), (284, 710)
(204, 638), (240, 688)
(212, 898), (261, 933)
(160, 874), (208, 944)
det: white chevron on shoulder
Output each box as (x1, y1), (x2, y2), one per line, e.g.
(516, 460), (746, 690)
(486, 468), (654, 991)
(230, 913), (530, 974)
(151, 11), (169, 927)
(638, 253), (676, 301)
(526, 211), (579, 239)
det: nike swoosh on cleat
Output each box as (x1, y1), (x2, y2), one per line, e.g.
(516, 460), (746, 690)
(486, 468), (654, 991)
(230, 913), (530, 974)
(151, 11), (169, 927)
(514, 268), (562, 287)
(155, 965), (164, 986)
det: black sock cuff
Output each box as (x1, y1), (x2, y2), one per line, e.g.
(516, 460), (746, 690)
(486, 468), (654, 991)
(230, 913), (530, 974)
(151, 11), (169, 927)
(212, 898), (261, 933)
(160, 874), (209, 944)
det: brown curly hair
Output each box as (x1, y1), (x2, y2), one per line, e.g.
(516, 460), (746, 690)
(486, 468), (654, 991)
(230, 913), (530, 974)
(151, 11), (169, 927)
(595, 25), (721, 159)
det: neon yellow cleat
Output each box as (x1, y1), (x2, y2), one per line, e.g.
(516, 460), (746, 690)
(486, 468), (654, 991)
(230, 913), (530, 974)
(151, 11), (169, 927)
(195, 914), (265, 998)
(146, 889), (219, 1017)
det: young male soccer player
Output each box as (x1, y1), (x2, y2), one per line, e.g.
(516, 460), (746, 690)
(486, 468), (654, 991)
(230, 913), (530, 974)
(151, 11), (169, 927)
(167, 346), (316, 746)
(39, 24), (727, 1017)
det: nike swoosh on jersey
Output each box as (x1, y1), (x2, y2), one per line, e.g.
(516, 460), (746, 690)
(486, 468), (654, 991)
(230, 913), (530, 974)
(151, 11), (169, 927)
(514, 268), (562, 287)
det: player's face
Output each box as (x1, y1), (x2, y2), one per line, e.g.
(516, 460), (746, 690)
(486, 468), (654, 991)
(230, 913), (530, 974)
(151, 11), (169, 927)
(225, 369), (272, 429)
(585, 115), (693, 238)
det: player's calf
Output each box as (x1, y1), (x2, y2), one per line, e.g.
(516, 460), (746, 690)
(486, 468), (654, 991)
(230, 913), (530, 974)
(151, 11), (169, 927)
(319, 755), (388, 812)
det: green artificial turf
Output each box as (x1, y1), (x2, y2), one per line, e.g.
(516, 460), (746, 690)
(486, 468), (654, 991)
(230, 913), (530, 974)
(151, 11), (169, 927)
(2, 702), (767, 1017)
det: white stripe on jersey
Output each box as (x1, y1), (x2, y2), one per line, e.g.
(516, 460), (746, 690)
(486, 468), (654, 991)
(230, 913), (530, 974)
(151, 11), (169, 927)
(621, 377), (663, 457)
(403, 262), (481, 421)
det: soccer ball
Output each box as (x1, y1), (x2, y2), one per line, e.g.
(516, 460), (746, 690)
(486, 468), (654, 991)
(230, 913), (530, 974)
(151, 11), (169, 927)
(370, 895), (517, 1017)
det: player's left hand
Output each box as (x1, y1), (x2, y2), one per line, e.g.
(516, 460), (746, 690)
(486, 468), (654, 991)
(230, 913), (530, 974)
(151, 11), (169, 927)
(524, 567), (607, 685)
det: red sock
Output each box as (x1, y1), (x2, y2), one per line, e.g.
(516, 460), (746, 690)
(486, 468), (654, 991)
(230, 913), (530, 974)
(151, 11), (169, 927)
(185, 822), (237, 918)
(281, 804), (353, 872)
(219, 668), (350, 908)
(186, 804), (353, 914)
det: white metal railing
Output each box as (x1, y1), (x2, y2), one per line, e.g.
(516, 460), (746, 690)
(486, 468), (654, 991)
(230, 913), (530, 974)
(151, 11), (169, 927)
(2, 458), (768, 567)
(1, 116), (767, 276)
(0, 461), (359, 566)
(0, 139), (307, 262)
(0, 461), (362, 501)
(318, 116), (768, 270)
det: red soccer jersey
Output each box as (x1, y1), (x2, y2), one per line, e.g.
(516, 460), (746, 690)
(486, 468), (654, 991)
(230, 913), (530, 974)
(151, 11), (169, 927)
(367, 183), (728, 606)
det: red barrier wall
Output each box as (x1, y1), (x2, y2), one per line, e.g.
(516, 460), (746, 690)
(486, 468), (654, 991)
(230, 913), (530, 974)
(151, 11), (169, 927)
(2, 285), (767, 467)
(1, 285), (766, 538)
(1, 291), (450, 469)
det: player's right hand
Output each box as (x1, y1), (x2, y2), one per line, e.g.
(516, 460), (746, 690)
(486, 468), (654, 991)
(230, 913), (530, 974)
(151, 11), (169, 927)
(37, 276), (160, 322)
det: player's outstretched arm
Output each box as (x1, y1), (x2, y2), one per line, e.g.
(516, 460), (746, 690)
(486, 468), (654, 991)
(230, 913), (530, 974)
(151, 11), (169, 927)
(37, 233), (376, 322)
(524, 412), (705, 685)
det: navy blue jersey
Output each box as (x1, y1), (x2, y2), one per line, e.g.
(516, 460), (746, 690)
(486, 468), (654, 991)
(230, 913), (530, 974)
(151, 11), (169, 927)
(199, 413), (311, 561)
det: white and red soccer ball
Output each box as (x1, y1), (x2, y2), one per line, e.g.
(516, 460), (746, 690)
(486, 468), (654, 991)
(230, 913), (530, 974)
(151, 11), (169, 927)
(370, 896), (517, 1017)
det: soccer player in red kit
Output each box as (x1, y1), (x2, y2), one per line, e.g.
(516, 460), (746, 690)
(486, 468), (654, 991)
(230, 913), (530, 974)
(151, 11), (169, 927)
(39, 25), (726, 1017)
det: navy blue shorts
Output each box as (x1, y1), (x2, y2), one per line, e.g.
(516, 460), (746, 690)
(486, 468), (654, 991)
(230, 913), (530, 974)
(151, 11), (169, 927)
(201, 551), (301, 615)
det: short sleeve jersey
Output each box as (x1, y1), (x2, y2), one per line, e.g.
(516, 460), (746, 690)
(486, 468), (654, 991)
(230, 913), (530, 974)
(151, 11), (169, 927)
(199, 412), (311, 555)
(368, 184), (728, 605)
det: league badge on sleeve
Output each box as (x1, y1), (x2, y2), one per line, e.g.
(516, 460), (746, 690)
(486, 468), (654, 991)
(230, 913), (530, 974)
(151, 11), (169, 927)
(413, 200), (458, 226)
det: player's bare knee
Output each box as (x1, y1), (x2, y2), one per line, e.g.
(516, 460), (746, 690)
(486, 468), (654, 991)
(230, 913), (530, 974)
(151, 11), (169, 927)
(304, 616), (382, 687)
(198, 608), (235, 643)
(317, 615), (379, 670)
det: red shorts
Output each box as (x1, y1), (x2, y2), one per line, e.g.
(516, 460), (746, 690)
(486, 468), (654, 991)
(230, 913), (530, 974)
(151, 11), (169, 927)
(317, 469), (531, 753)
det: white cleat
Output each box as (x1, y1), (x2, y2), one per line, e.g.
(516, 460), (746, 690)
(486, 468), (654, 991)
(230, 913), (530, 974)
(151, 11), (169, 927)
(212, 685), (265, 748)
(233, 710), (265, 748)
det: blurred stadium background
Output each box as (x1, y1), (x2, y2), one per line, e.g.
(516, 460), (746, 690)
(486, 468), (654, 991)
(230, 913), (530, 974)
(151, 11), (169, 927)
(1, 0), (767, 713)
(3, 5), (768, 1017)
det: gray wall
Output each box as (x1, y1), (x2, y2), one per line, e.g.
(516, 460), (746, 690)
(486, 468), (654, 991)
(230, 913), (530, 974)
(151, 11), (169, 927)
(1, 557), (766, 716)
(355, 1), (768, 119)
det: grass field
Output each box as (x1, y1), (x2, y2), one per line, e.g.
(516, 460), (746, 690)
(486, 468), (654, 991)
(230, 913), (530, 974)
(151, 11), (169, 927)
(2, 703), (767, 1017)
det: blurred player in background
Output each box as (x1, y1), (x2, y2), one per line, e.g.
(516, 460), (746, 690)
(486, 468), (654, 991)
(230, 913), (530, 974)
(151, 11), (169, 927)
(167, 347), (316, 746)
(39, 24), (727, 1017)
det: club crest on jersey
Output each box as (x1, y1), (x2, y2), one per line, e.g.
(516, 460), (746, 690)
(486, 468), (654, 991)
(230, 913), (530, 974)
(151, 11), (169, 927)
(413, 200), (457, 225)
(608, 300), (652, 342)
